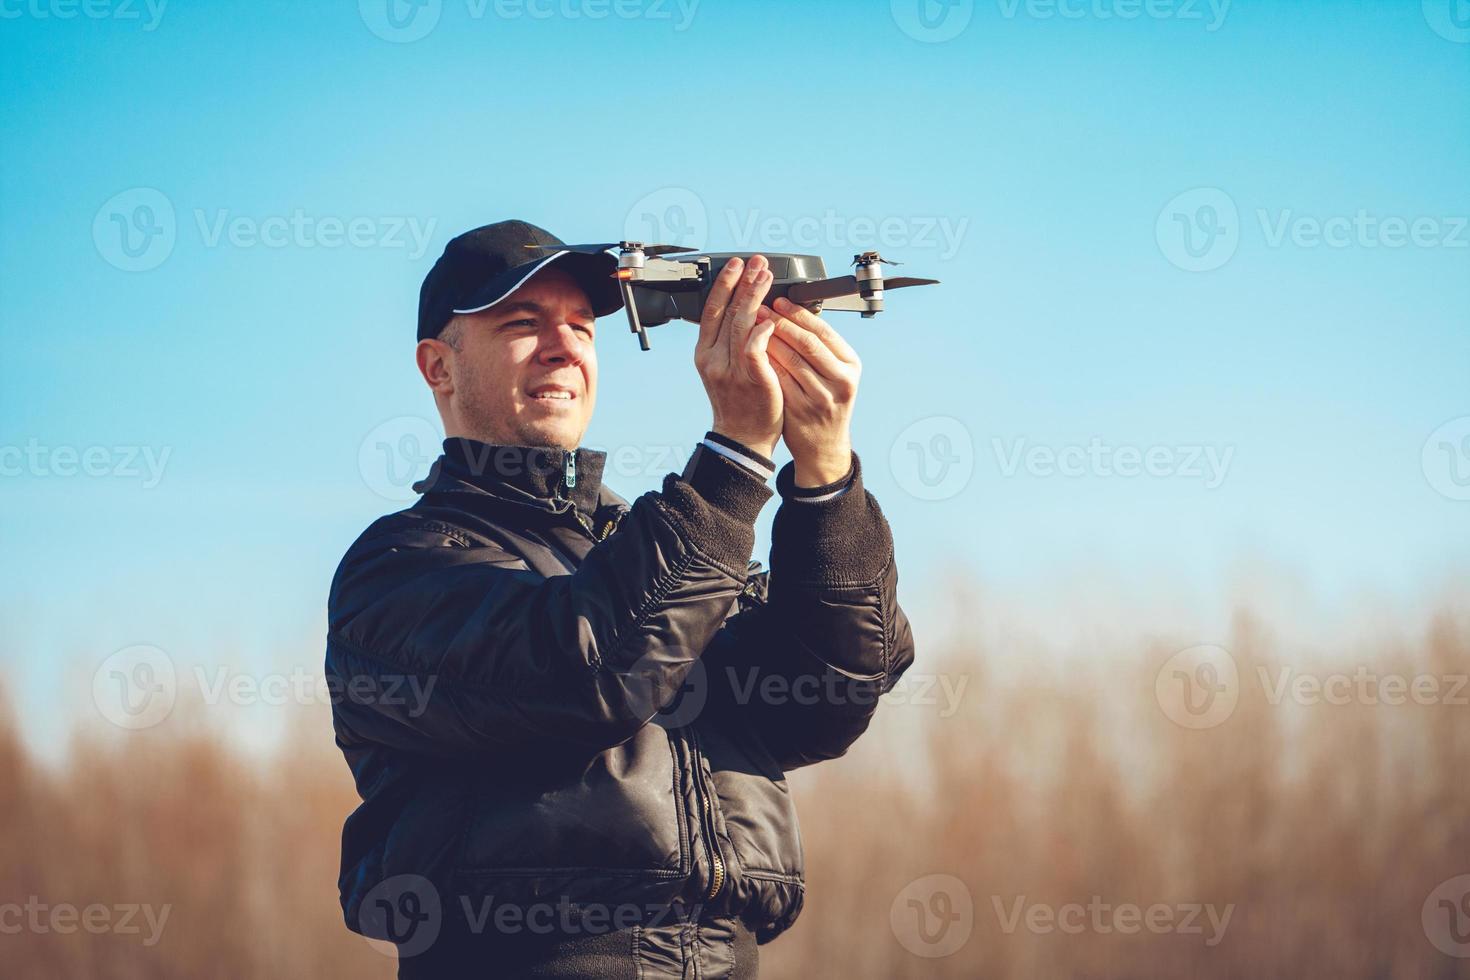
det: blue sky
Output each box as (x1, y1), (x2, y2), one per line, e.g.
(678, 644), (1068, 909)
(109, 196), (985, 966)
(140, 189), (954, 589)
(1, 0), (1467, 747)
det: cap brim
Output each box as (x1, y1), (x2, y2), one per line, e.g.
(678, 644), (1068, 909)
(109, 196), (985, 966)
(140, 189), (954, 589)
(451, 249), (624, 320)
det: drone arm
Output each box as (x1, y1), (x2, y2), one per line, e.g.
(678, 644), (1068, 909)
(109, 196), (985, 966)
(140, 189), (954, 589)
(619, 279), (650, 351)
(636, 257), (705, 284)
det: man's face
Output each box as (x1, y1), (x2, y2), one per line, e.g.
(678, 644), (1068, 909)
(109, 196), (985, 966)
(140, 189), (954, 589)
(420, 266), (598, 450)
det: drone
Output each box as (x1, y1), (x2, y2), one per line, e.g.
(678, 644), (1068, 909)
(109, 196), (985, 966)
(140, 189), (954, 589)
(528, 241), (939, 350)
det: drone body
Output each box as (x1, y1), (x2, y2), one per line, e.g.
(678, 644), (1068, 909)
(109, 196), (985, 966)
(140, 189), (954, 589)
(528, 241), (939, 350)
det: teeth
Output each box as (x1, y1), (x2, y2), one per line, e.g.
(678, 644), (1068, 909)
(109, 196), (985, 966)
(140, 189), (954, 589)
(533, 391), (572, 400)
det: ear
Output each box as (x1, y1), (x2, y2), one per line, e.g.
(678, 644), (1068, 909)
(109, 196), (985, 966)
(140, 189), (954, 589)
(416, 339), (455, 397)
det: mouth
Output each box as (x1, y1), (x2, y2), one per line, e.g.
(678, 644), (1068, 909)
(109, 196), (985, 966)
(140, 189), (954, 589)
(527, 384), (578, 405)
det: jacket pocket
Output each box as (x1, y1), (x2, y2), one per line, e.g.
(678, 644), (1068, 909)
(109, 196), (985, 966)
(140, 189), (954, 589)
(456, 723), (685, 875)
(699, 721), (804, 881)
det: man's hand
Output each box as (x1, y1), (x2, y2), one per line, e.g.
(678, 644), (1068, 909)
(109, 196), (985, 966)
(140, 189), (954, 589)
(694, 255), (782, 459)
(761, 296), (860, 487)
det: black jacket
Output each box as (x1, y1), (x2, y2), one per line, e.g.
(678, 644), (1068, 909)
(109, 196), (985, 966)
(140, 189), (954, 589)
(325, 434), (915, 965)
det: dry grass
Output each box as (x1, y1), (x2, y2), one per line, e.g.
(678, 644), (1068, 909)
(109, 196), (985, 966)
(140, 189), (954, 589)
(2, 600), (1468, 978)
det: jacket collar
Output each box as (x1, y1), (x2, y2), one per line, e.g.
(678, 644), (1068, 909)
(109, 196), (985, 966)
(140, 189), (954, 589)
(413, 437), (609, 519)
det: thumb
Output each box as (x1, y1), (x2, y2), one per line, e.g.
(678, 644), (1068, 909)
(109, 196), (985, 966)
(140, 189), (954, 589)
(748, 306), (777, 356)
(746, 307), (781, 385)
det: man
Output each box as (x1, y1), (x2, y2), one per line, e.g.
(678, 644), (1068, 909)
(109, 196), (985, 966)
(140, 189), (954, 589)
(326, 220), (916, 978)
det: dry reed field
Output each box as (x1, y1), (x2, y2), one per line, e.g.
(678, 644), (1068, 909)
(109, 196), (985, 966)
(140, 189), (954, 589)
(2, 598), (1468, 979)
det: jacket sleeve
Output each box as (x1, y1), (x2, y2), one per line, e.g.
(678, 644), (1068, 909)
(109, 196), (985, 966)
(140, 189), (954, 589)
(325, 443), (772, 758)
(705, 452), (916, 770)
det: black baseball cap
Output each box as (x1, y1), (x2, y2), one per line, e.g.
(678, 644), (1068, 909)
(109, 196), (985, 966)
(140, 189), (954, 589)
(417, 220), (624, 341)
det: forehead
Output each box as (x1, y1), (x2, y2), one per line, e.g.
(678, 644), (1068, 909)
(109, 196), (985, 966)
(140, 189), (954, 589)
(453, 265), (597, 334)
(509, 265), (592, 313)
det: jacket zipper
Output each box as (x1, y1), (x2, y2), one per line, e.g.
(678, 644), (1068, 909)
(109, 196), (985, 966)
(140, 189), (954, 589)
(552, 453), (724, 897)
(682, 726), (727, 902)
(553, 451), (599, 540)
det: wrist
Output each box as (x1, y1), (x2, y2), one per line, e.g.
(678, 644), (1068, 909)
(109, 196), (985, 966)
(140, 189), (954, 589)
(711, 427), (778, 460)
(792, 448), (853, 488)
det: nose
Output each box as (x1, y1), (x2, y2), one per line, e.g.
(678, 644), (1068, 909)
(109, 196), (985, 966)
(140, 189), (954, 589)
(535, 322), (587, 367)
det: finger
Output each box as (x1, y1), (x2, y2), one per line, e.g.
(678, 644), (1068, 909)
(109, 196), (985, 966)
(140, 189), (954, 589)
(767, 335), (818, 398)
(747, 305), (777, 357)
(734, 305), (780, 387)
(771, 296), (860, 366)
(769, 357), (804, 405)
(721, 256), (773, 365)
(697, 257), (745, 356)
(769, 312), (850, 383)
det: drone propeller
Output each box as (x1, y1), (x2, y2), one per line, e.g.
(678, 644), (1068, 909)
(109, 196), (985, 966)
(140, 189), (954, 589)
(523, 242), (696, 257)
(879, 276), (940, 289)
(786, 274), (940, 304)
